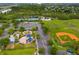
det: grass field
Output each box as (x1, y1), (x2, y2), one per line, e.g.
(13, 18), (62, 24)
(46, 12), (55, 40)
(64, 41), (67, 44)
(42, 19), (79, 38)
(0, 41), (36, 55)
(0, 48), (35, 55)
(42, 19), (79, 52)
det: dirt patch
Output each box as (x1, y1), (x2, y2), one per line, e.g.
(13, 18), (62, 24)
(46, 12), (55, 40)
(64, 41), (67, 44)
(56, 32), (79, 44)
(6, 44), (14, 49)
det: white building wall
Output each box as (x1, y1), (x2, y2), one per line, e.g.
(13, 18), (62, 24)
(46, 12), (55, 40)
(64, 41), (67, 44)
(1, 9), (12, 14)
(41, 17), (51, 21)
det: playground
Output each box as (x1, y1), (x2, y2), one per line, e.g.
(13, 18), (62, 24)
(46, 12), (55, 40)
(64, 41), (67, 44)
(0, 30), (36, 55)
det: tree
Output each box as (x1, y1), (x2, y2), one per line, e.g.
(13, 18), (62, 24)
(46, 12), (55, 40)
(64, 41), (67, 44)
(2, 23), (9, 29)
(49, 46), (58, 55)
(31, 26), (38, 31)
(8, 28), (15, 34)
(36, 33), (40, 39)
(42, 25), (49, 34)
(48, 40), (53, 45)
(0, 28), (4, 36)
(39, 48), (45, 54)
(19, 27), (25, 31)
(0, 38), (9, 49)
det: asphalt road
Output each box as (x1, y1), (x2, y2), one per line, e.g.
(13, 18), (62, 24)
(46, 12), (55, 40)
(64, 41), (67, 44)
(36, 22), (49, 55)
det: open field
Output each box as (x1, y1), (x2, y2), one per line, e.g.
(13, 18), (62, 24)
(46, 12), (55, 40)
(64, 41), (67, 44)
(42, 19), (79, 37)
(42, 19), (79, 54)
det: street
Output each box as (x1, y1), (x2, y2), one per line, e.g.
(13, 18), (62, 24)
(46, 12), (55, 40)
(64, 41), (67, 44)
(36, 22), (49, 55)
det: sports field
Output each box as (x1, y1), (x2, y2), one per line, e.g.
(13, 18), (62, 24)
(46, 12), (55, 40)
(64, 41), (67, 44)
(42, 19), (79, 53)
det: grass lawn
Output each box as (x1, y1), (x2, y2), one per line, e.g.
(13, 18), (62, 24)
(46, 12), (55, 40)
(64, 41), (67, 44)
(0, 40), (36, 55)
(0, 48), (35, 55)
(42, 19), (79, 38)
(42, 19), (79, 52)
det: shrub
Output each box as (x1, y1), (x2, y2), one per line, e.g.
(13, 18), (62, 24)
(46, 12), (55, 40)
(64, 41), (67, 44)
(8, 28), (14, 34)
(19, 27), (25, 31)
(48, 40), (53, 45)
(39, 48), (45, 54)
(49, 46), (58, 55)
(36, 33), (40, 39)
(2, 23), (9, 29)
(42, 25), (48, 34)
(0, 38), (9, 49)
(31, 26), (38, 31)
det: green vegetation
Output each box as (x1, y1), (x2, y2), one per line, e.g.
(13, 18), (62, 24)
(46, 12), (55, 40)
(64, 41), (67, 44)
(0, 28), (4, 36)
(2, 23), (9, 29)
(19, 27), (26, 31)
(8, 28), (15, 34)
(48, 40), (53, 45)
(39, 48), (45, 54)
(1, 3), (79, 23)
(41, 19), (79, 54)
(0, 48), (35, 55)
(1, 3), (79, 55)
(60, 35), (72, 41)
(31, 26), (38, 31)
(41, 19), (79, 37)
(0, 39), (36, 55)
(49, 46), (58, 55)
(42, 25), (49, 34)
(0, 38), (9, 49)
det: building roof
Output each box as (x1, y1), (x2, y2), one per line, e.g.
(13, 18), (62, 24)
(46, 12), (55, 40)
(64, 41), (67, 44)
(9, 35), (15, 43)
(26, 34), (31, 37)
(19, 36), (28, 44)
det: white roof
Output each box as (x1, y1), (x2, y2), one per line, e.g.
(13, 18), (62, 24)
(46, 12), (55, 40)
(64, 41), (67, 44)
(9, 35), (15, 42)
